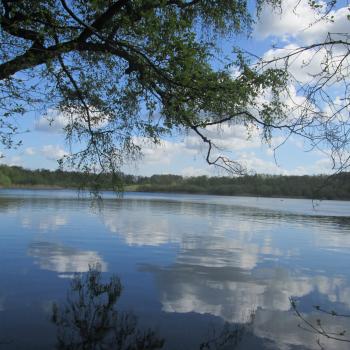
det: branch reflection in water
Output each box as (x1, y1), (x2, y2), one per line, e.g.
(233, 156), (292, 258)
(51, 265), (163, 350)
(290, 298), (350, 349)
(51, 266), (249, 350)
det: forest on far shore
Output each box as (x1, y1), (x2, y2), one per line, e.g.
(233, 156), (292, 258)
(0, 164), (349, 200)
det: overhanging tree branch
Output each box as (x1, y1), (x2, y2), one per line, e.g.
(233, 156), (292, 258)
(0, 0), (349, 176)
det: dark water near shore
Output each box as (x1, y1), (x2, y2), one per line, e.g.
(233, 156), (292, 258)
(1, 189), (350, 349)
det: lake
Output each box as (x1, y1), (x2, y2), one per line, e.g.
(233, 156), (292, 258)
(1, 189), (350, 349)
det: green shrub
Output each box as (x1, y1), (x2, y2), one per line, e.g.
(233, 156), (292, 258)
(0, 173), (12, 187)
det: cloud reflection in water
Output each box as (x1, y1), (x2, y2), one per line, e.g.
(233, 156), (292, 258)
(28, 242), (107, 277)
(98, 199), (350, 350)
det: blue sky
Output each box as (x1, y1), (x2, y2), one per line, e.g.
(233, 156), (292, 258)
(1, 0), (349, 176)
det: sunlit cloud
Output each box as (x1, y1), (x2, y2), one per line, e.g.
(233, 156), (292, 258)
(254, 0), (349, 44)
(40, 144), (67, 161)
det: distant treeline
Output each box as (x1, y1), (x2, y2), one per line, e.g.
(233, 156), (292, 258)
(0, 165), (350, 200)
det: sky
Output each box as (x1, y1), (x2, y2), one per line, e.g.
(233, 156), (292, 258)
(1, 0), (349, 176)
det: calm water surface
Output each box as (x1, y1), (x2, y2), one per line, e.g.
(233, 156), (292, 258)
(1, 189), (350, 349)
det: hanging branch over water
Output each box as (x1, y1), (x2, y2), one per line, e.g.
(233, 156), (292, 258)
(0, 0), (349, 177)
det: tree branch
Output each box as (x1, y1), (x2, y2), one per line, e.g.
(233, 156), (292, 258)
(0, 15), (43, 44)
(59, 0), (130, 42)
(0, 40), (78, 80)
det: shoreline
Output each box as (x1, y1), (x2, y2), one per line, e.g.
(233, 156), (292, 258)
(1, 185), (349, 201)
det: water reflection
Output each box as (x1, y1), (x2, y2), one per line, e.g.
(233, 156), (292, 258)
(143, 263), (347, 318)
(51, 267), (252, 350)
(100, 200), (275, 255)
(291, 298), (350, 347)
(22, 215), (68, 231)
(28, 242), (107, 277)
(52, 267), (164, 350)
(49, 268), (350, 350)
(144, 264), (350, 348)
(0, 296), (4, 312)
(102, 201), (175, 246)
(99, 199), (350, 349)
(1, 191), (350, 350)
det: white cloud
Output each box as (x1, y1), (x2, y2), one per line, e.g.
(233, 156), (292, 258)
(40, 145), (67, 161)
(128, 120), (336, 175)
(128, 136), (200, 173)
(201, 124), (262, 151)
(299, 6), (350, 45)
(255, 0), (349, 44)
(180, 166), (211, 177)
(262, 43), (349, 89)
(23, 147), (35, 156)
(236, 151), (289, 174)
(185, 125), (263, 158)
(140, 141), (185, 165)
(262, 44), (327, 84)
(35, 111), (67, 133)
(35, 108), (110, 133)
(0, 155), (23, 166)
(134, 124), (263, 168)
(255, 0), (316, 39)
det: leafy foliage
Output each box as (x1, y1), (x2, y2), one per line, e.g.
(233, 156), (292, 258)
(0, 0), (349, 177)
(0, 0), (288, 175)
